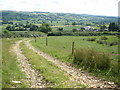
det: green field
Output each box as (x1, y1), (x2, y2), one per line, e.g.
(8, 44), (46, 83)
(51, 25), (82, 31)
(31, 36), (118, 62)
(31, 36), (119, 84)
(51, 25), (101, 31)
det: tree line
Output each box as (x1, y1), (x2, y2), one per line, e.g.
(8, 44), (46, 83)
(6, 23), (52, 33)
(6, 22), (119, 34)
(108, 22), (119, 31)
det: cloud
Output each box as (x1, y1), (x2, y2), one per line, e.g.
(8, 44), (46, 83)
(1, 0), (119, 16)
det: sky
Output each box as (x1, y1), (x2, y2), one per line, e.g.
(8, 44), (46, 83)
(1, 0), (120, 16)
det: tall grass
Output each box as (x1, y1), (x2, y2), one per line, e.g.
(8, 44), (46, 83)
(110, 60), (119, 75)
(73, 48), (119, 84)
(73, 48), (111, 70)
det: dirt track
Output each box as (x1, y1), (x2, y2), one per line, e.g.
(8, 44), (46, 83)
(24, 40), (118, 88)
(12, 39), (119, 88)
(12, 40), (50, 88)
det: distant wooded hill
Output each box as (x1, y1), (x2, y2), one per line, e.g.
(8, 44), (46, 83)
(2, 10), (118, 25)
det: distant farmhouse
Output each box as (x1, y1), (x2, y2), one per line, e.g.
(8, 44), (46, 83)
(80, 26), (97, 31)
(80, 26), (108, 32)
(75, 26), (109, 32)
(81, 26), (94, 31)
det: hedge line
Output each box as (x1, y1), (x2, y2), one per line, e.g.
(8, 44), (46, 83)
(48, 31), (120, 36)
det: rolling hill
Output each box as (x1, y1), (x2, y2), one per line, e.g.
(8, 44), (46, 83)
(2, 10), (118, 26)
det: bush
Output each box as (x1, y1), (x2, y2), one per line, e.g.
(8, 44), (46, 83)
(2, 30), (13, 38)
(86, 38), (96, 41)
(116, 35), (120, 38)
(48, 32), (62, 36)
(73, 48), (111, 70)
(2, 31), (44, 38)
(97, 40), (107, 45)
(47, 32), (119, 36)
(101, 36), (108, 40)
(108, 41), (118, 46)
(58, 27), (63, 31)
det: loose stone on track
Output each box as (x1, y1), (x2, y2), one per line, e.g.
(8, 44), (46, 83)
(12, 40), (50, 88)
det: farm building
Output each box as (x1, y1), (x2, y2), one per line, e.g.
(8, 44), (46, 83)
(81, 26), (94, 31)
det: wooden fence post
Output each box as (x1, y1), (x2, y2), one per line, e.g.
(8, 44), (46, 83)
(46, 37), (48, 46)
(72, 41), (74, 54)
(35, 37), (36, 42)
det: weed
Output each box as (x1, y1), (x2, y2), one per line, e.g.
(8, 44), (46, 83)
(108, 41), (118, 46)
(96, 40), (107, 45)
(73, 48), (111, 70)
(110, 60), (119, 75)
(86, 38), (96, 41)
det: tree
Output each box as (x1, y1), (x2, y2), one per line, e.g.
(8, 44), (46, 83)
(6, 25), (15, 31)
(3, 30), (12, 37)
(100, 25), (107, 30)
(30, 24), (39, 31)
(40, 23), (52, 33)
(25, 23), (32, 28)
(58, 27), (63, 31)
(72, 22), (76, 25)
(6, 25), (12, 31)
(18, 27), (25, 31)
(108, 22), (119, 31)
(72, 28), (77, 32)
(64, 23), (70, 25)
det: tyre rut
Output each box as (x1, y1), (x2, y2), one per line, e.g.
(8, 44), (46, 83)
(12, 40), (51, 88)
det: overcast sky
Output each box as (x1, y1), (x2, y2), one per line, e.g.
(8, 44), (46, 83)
(1, 0), (120, 16)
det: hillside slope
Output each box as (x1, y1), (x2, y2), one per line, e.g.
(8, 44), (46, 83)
(2, 11), (118, 25)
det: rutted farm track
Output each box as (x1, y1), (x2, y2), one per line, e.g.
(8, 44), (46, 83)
(12, 40), (51, 88)
(12, 39), (119, 88)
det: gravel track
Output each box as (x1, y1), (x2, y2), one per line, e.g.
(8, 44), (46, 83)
(24, 40), (119, 89)
(12, 40), (50, 88)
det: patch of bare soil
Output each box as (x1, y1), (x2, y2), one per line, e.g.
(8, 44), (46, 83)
(25, 40), (119, 89)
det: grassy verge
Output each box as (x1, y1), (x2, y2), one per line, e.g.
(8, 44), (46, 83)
(2, 38), (27, 88)
(30, 36), (119, 85)
(73, 48), (119, 84)
(20, 41), (86, 88)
